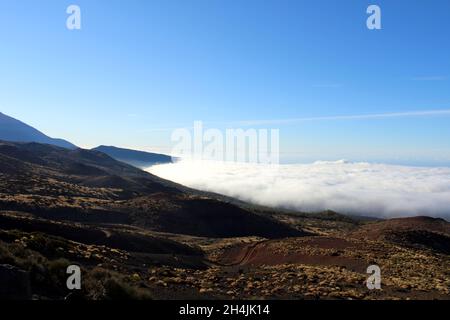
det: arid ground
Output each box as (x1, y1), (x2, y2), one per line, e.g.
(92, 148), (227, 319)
(0, 141), (449, 300)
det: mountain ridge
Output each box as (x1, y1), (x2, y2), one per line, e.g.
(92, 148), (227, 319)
(0, 112), (77, 149)
(92, 145), (172, 168)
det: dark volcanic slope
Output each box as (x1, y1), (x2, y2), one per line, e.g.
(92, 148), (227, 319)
(350, 216), (450, 254)
(0, 141), (303, 238)
(0, 212), (202, 257)
(123, 195), (302, 238)
(0, 112), (76, 149)
(92, 145), (172, 168)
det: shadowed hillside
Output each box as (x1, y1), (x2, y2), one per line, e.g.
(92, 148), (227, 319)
(350, 216), (450, 254)
(0, 112), (76, 149)
(92, 145), (172, 169)
(0, 140), (303, 239)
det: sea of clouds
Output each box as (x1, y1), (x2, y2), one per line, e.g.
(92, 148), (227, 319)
(146, 160), (450, 219)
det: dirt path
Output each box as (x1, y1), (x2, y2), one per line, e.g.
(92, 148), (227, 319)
(218, 240), (270, 266)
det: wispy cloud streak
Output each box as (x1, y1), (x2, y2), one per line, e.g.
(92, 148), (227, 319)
(230, 109), (450, 127)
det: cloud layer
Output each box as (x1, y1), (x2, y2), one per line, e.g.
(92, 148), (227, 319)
(146, 160), (450, 219)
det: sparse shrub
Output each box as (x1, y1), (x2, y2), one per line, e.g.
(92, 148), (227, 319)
(0, 241), (17, 265)
(83, 268), (152, 300)
(25, 233), (72, 259)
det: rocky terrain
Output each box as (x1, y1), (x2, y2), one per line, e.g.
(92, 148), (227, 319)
(0, 140), (449, 300)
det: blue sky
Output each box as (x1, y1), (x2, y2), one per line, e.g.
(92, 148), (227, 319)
(1, 0), (450, 165)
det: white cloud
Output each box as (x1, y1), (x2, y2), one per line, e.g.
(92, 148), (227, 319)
(146, 160), (450, 219)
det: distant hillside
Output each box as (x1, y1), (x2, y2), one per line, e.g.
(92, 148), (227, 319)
(350, 216), (450, 254)
(0, 112), (76, 149)
(92, 145), (172, 168)
(0, 140), (302, 238)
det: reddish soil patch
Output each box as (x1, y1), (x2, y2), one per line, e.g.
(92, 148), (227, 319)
(219, 237), (366, 273)
(301, 237), (356, 250)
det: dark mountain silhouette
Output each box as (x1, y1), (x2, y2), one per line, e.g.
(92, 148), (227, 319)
(0, 112), (76, 149)
(92, 145), (172, 168)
